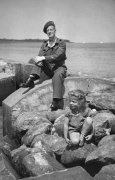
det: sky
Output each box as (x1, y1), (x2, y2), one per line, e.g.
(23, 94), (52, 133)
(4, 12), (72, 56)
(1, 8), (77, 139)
(0, 0), (115, 43)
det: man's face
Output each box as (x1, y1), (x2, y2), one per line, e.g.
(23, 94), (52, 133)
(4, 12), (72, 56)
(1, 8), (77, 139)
(46, 25), (56, 38)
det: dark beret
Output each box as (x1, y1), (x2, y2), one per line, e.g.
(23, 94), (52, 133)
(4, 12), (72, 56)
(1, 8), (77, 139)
(43, 21), (55, 33)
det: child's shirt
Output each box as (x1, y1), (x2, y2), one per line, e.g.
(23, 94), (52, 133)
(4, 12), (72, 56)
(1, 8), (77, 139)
(65, 106), (91, 132)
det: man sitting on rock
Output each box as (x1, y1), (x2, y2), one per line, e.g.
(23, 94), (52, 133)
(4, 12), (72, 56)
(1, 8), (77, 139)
(20, 21), (67, 111)
(64, 89), (96, 147)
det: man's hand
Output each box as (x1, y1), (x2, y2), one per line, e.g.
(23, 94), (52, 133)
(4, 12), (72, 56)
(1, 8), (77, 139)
(35, 56), (45, 64)
(37, 61), (43, 67)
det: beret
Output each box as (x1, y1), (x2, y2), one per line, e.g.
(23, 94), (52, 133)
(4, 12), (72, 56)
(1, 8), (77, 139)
(43, 21), (55, 33)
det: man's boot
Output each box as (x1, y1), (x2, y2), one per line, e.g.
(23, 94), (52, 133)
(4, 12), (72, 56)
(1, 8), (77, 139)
(20, 76), (35, 88)
(50, 99), (64, 111)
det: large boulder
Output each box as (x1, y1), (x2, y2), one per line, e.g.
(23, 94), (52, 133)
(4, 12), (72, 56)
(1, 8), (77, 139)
(0, 135), (19, 160)
(94, 164), (115, 180)
(46, 109), (65, 123)
(98, 134), (115, 147)
(21, 121), (53, 146)
(31, 133), (67, 156)
(23, 166), (93, 180)
(53, 114), (65, 137)
(11, 144), (64, 178)
(61, 143), (96, 168)
(93, 110), (115, 144)
(0, 149), (20, 179)
(88, 85), (115, 111)
(13, 111), (50, 139)
(85, 141), (115, 176)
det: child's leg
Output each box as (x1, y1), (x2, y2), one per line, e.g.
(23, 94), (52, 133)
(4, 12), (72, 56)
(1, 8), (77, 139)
(69, 131), (80, 145)
(81, 117), (93, 136)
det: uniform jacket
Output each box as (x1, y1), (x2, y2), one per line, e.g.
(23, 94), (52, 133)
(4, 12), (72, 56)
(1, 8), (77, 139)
(38, 38), (67, 77)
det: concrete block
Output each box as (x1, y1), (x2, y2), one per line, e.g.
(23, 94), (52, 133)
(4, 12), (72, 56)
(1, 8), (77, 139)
(0, 73), (16, 106)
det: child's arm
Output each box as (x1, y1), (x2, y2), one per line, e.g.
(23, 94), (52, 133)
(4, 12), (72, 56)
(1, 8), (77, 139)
(64, 117), (71, 145)
(85, 121), (95, 141)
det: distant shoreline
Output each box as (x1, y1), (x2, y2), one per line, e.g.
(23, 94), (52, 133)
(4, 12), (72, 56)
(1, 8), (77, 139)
(0, 38), (71, 43)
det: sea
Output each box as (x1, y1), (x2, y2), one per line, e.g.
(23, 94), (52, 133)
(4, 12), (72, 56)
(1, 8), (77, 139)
(0, 41), (115, 81)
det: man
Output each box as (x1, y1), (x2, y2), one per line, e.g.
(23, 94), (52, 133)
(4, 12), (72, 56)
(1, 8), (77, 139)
(20, 21), (67, 111)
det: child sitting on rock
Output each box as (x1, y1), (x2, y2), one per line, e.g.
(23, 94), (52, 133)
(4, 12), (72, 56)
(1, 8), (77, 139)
(64, 89), (96, 147)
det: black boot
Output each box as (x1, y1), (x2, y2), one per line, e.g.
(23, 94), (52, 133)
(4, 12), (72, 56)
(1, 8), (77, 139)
(20, 77), (34, 88)
(50, 99), (64, 111)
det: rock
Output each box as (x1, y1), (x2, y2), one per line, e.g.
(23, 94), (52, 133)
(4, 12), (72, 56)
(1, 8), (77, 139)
(53, 114), (65, 137)
(88, 85), (115, 111)
(98, 134), (115, 147)
(46, 109), (65, 123)
(0, 149), (20, 179)
(31, 134), (67, 156)
(14, 111), (50, 139)
(85, 141), (115, 176)
(22, 166), (93, 180)
(94, 164), (115, 180)
(93, 110), (115, 144)
(11, 143), (64, 178)
(22, 121), (53, 146)
(61, 143), (96, 168)
(94, 174), (115, 180)
(0, 135), (19, 160)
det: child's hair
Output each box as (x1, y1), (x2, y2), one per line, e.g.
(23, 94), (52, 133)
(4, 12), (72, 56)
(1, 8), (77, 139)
(68, 89), (86, 102)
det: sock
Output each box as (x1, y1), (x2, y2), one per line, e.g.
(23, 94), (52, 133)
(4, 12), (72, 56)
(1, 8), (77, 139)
(29, 74), (39, 80)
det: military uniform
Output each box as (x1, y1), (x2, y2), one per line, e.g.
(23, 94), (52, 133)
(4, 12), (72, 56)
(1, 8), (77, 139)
(31, 37), (67, 99)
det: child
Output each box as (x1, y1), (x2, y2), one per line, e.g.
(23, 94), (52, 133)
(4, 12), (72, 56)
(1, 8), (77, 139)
(64, 89), (96, 147)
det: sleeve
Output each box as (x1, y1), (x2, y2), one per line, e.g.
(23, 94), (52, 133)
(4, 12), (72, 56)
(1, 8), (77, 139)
(45, 40), (66, 61)
(38, 43), (45, 56)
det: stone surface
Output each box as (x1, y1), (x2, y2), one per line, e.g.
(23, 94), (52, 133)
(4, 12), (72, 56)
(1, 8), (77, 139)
(46, 109), (65, 123)
(98, 134), (115, 147)
(0, 149), (20, 179)
(14, 111), (50, 140)
(61, 143), (96, 168)
(85, 141), (115, 176)
(93, 110), (115, 144)
(31, 134), (67, 156)
(21, 121), (53, 146)
(94, 164), (115, 180)
(88, 84), (115, 111)
(53, 114), (65, 137)
(0, 135), (18, 160)
(11, 144), (64, 178)
(22, 166), (93, 180)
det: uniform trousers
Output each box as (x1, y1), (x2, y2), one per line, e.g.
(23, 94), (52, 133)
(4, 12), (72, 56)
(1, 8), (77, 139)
(30, 64), (67, 99)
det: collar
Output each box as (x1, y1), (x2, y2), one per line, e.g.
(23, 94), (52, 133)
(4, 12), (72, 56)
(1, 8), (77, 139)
(47, 37), (58, 48)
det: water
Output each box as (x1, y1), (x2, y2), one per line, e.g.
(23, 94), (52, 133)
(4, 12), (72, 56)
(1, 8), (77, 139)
(0, 41), (115, 80)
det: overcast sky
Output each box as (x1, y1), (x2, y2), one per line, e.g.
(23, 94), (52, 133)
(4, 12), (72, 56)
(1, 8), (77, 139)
(0, 0), (115, 42)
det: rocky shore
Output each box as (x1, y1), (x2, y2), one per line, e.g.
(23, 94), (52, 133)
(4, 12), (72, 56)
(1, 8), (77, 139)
(1, 59), (115, 179)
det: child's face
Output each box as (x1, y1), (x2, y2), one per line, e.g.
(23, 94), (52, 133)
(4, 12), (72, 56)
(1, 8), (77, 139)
(69, 96), (85, 111)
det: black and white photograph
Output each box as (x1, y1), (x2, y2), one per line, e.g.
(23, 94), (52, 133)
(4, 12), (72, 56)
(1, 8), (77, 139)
(0, 0), (115, 179)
